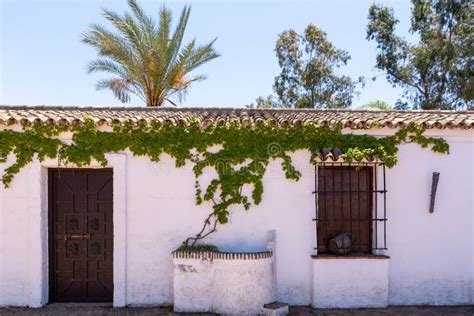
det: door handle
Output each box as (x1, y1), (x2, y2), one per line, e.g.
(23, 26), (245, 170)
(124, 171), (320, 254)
(64, 233), (92, 241)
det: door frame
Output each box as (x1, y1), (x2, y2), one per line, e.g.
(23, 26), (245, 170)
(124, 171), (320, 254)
(24, 153), (127, 307)
(48, 168), (114, 303)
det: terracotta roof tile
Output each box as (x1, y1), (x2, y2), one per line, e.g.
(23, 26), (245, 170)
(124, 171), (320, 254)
(0, 105), (473, 130)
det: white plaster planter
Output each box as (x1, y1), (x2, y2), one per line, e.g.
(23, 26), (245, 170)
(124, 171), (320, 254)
(312, 255), (389, 308)
(173, 251), (275, 315)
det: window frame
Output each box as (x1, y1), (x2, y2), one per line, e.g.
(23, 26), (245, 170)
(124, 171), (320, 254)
(313, 162), (388, 255)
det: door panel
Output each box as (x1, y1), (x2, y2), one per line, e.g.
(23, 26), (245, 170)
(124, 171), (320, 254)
(49, 169), (113, 302)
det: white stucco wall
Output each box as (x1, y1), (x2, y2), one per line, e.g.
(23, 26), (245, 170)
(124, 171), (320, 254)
(385, 134), (474, 305)
(121, 149), (316, 306)
(0, 127), (473, 307)
(312, 257), (389, 308)
(0, 159), (47, 307)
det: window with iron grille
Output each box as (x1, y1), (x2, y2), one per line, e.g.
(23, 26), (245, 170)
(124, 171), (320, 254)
(313, 163), (387, 254)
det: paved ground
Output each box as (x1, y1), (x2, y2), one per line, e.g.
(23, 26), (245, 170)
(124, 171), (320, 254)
(0, 305), (473, 316)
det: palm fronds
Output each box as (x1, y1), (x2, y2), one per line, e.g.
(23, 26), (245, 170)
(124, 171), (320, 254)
(82, 0), (220, 106)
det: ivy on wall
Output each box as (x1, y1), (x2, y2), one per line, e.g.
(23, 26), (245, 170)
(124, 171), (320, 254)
(0, 119), (448, 245)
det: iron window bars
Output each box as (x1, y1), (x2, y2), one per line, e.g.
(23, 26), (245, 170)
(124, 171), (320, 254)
(313, 162), (387, 254)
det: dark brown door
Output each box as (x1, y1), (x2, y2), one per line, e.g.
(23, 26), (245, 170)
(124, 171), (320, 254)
(317, 166), (373, 253)
(49, 169), (113, 302)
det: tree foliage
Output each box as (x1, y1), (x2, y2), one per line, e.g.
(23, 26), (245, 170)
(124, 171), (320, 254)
(367, 0), (473, 110)
(82, 0), (220, 107)
(359, 99), (392, 110)
(246, 95), (278, 109)
(271, 24), (363, 109)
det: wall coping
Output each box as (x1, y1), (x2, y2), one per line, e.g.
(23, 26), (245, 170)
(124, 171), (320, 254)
(172, 250), (273, 260)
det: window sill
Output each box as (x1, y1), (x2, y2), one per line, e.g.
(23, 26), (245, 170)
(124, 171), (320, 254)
(311, 254), (390, 260)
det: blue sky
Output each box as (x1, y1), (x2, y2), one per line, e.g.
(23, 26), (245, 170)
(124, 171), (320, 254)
(0, 0), (412, 108)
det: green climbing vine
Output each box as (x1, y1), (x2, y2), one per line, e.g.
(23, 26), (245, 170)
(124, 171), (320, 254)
(0, 119), (449, 246)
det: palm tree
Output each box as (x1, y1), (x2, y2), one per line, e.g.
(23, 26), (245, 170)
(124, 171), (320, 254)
(82, 0), (220, 107)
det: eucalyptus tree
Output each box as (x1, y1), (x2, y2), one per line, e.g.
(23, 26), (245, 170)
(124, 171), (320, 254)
(82, 0), (220, 106)
(273, 24), (363, 109)
(359, 99), (392, 110)
(367, 0), (473, 110)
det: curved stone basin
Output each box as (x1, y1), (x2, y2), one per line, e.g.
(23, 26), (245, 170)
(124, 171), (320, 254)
(172, 251), (275, 314)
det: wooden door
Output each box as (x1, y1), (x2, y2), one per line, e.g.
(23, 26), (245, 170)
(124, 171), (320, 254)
(49, 169), (113, 302)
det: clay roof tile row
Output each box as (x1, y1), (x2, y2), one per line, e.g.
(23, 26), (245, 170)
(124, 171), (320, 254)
(0, 105), (472, 130)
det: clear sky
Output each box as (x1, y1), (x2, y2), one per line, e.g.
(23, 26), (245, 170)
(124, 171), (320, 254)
(0, 0), (413, 108)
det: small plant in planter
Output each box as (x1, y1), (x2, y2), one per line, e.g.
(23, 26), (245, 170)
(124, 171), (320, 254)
(175, 244), (219, 252)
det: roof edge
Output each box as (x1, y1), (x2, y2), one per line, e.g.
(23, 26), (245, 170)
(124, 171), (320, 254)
(0, 104), (472, 114)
